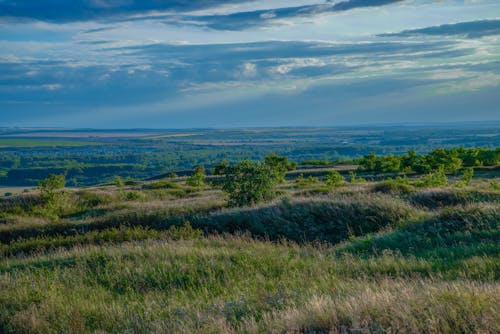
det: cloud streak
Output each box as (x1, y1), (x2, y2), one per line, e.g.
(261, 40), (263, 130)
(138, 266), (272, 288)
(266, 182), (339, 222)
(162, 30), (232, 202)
(380, 19), (500, 38)
(0, 0), (404, 27)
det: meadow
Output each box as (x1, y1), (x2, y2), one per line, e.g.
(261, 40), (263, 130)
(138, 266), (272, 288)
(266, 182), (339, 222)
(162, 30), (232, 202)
(0, 153), (498, 333)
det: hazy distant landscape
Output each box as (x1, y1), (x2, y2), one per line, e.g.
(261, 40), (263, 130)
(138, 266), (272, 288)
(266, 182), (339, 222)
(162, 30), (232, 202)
(1, 124), (499, 188)
(1, 0), (500, 333)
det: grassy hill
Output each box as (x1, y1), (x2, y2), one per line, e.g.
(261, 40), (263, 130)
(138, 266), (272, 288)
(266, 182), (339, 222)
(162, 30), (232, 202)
(0, 171), (499, 333)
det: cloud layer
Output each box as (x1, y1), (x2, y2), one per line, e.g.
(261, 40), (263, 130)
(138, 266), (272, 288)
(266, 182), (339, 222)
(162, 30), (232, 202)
(0, 0), (499, 127)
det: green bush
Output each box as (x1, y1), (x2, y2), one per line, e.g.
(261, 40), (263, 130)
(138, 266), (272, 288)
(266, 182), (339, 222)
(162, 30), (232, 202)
(324, 170), (344, 188)
(414, 168), (448, 188)
(120, 191), (146, 201)
(114, 176), (124, 187)
(222, 160), (278, 206)
(186, 166), (206, 187)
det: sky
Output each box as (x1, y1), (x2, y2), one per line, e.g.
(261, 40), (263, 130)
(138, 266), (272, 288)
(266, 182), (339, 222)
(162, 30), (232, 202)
(0, 0), (499, 128)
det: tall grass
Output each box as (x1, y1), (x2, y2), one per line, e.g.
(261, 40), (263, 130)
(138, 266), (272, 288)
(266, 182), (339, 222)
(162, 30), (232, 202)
(1, 236), (498, 333)
(0, 180), (498, 333)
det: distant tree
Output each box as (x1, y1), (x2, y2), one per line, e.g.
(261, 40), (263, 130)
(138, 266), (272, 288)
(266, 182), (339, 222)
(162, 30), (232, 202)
(415, 167), (448, 188)
(186, 166), (206, 187)
(264, 153), (297, 183)
(477, 148), (499, 166)
(359, 152), (377, 171)
(325, 170), (344, 188)
(426, 148), (462, 174)
(38, 173), (66, 202)
(221, 160), (277, 206)
(36, 173), (68, 220)
(401, 150), (419, 172)
(212, 159), (229, 175)
(455, 167), (474, 188)
(383, 155), (401, 173)
(114, 176), (124, 187)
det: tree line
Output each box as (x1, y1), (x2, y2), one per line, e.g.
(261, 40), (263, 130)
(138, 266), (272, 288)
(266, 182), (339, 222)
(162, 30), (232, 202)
(357, 148), (499, 174)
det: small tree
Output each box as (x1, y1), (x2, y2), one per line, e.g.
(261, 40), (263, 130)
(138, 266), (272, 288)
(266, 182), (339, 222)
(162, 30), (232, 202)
(415, 167), (448, 188)
(36, 173), (68, 219)
(325, 170), (344, 188)
(114, 176), (124, 187)
(222, 160), (277, 206)
(186, 166), (206, 187)
(455, 167), (474, 188)
(38, 173), (66, 202)
(264, 153), (297, 183)
(212, 159), (229, 175)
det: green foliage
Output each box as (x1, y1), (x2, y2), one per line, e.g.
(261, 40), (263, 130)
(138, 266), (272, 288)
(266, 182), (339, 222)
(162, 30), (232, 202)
(114, 176), (124, 187)
(212, 159), (229, 175)
(34, 174), (69, 220)
(490, 180), (500, 191)
(349, 171), (366, 183)
(264, 153), (297, 183)
(38, 173), (66, 201)
(120, 191), (146, 201)
(221, 160), (277, 206)
(455, 167), (474, 188)
(415, 167), (448, 188)
(358, 148), (497, 176)
(324, 170), (344, 188)
(186, 166), (206, 187)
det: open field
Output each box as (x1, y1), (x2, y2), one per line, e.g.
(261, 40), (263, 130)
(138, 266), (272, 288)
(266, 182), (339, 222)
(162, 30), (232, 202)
(0, 163), (499, 333)
(0, 138), (100, 147)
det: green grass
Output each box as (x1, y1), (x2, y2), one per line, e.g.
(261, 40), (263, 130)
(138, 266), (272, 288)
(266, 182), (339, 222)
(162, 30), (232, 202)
(1, 236), (498, 333)
(0, 179), (498, 333)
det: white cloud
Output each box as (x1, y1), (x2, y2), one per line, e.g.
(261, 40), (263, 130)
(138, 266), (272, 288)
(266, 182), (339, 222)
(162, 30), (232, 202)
(240, 62), (257, 77)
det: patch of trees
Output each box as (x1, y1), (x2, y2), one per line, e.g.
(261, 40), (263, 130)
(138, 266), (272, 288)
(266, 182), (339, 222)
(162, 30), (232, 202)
(357, 148), (499, 174)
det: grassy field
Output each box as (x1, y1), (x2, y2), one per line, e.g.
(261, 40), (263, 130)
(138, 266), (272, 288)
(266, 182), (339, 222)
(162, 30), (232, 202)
(0, 173), (499, 333)
(0, 138), (100, 147)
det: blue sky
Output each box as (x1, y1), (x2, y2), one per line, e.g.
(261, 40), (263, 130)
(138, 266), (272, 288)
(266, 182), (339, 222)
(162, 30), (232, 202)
(0, 0), (499, 128)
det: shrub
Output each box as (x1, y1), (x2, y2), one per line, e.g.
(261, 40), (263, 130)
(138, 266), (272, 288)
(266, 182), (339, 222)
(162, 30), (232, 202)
(455, 167), (474, 188)
(114, 176), (124, 187)
(34, 174), (69, 220)
(38, 173), (66, 202)
(264, 154), (297, 183)
(324, 171), (344, 188)
(222, 160), (278, 206)
(120, 191), (146, 201)
(414, 167), (448, 188)
(372, 176), (413, 194)
(186, 166), (206, 187)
